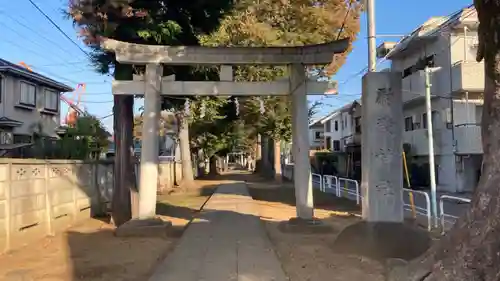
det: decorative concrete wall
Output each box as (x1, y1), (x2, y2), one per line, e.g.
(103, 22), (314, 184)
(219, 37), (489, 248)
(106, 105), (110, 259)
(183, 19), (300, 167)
(0, 158), (179, 254)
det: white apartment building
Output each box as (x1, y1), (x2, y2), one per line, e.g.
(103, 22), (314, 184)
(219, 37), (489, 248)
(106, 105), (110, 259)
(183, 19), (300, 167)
(377, 7), (482, 193)
(319, 100), (361, 152)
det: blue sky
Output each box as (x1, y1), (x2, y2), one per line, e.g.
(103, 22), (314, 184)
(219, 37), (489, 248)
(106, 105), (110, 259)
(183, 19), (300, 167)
(1, 0), (473, 131)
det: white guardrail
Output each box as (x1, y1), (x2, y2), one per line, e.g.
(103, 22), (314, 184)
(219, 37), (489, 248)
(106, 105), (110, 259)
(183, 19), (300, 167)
(439, 195), (471, 234)
(311, 173), (323, 191)
(316, 174), (361, 205)
(309, 173), (470, 233)
(403, 188), (432, 231)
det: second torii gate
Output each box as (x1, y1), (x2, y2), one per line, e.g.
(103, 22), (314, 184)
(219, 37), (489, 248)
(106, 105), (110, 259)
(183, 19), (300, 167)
(101, 38), (349, 223)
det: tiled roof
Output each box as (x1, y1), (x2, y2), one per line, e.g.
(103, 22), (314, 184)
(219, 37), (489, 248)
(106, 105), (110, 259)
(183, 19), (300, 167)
(0, 58), (73, 92)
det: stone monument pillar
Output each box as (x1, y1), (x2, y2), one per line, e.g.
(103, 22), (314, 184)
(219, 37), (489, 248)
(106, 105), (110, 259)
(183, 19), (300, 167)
(361, 72), (404, 223)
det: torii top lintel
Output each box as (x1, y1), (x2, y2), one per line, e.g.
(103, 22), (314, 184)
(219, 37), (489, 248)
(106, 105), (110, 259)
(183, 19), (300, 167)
(101, 38), (350, 65)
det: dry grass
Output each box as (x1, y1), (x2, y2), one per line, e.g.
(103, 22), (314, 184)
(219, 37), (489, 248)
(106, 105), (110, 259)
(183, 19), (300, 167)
(246, 177), (386, 281)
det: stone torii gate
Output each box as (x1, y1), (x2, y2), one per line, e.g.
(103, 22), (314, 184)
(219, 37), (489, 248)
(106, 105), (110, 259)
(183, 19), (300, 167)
(102, 38), (349, 223)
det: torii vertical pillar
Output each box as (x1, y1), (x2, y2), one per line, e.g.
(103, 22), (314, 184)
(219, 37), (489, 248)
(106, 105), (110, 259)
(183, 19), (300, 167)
(138, 64), (162, 219)
(361, 72), (404, 222)
(290, 64), (314, 220)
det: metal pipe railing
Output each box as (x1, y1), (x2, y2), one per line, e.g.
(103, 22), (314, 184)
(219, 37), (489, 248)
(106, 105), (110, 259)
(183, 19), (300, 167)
(403, 188), (431, 231)
(439, 195), (471, 234)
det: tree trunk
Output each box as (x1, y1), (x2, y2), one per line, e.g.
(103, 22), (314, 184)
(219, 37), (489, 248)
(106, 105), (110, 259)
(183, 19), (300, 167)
(388, 2), (500, 280)
(111, 64), (136, 226)
(209, 155), (218, 175)
(178, 114), (195, 185)
(273, 139), (282, 182)
(260, 135), (271, 176)
(255, 134), (262, 172)
(197, 149), (205, 176)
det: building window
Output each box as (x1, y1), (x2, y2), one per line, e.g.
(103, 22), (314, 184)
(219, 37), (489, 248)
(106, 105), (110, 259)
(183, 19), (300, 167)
(333, 140), (340, 151)
(20, 81), (36, 106)
(0, 76), (3, 103)
(326, 120), (331, 132)
(355, 117), (361, 133)
(44, 89), (59, 111)
(404, 116), (414, 131)
(14, 134), (32, 144)
(334, 120), (338, 131)
(314, 131), (322, 140)
(422, 111), (438, 129)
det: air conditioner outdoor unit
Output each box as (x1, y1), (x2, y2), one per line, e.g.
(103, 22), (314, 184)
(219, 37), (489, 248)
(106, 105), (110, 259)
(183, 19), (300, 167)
(0, 132), (13, 145)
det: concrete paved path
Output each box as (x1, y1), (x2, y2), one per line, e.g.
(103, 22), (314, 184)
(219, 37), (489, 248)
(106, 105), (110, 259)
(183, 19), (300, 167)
(149, 181), (288, 281)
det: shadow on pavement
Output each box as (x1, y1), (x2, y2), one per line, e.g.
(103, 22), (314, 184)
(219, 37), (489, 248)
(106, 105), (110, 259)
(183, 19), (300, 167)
(0, 171), (430, 281)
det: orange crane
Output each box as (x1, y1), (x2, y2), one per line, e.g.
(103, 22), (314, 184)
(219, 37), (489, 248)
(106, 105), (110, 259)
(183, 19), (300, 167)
(16, 62), (87, 126)
(63, 83), (86, 126)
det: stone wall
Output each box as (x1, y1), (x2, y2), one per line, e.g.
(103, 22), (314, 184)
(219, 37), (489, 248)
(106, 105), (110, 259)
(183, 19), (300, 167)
(0, 158), (179, 254)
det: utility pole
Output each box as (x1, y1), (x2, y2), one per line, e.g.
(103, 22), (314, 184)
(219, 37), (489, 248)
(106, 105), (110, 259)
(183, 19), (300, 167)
(424, 67), (438, 227)
(366, 0), (377, 72)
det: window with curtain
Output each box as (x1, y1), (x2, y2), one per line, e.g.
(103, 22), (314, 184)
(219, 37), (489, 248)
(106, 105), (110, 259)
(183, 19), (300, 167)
(20, 81), (36, 106)
(44, 89), (59, 111)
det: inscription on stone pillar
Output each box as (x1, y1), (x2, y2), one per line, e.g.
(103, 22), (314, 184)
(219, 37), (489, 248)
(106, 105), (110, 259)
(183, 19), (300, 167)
(361, 72), (403, 223)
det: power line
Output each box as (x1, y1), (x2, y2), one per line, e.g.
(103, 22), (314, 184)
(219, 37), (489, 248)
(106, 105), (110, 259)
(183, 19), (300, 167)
(0, 38), (50, 60)
(37, 61), (88, 67)
(28, 64), (111, 86)
(79, 100), (114, 104)
(336, 1), (353, 40)
(26, 0), (90, 58)
(98, 113), (114, 120)
(0, 10), (83, 61)
(0, 33), (91, 75)
(315, 2), (354, 105)
(336, 6), (476, 89)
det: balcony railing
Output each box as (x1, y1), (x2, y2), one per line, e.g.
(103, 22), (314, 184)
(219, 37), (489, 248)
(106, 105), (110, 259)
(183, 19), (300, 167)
(451, 61), (484, 93)
(402, 70), (426, 104)
(403, 129), (443, 156)
(454, 124), (482, 154)
(342, 134), (361, 146)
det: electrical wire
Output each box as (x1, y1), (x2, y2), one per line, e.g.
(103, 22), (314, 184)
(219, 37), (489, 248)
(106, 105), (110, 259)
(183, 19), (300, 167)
(0, 10), (83, 60)
(78, 100), (114, 104)
(26, 0), (90, 58)
(97, 113), (114, 120)
(314, 1), (355, 105)
(0, 11), (109, 85)
(318, 10), (478, 114)
(0, 38), (50, 60)
(36, 61), (88, 67)
(336, 5), (476, 88)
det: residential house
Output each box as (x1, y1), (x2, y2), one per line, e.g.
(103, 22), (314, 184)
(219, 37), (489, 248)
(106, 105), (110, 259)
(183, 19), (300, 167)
(320, 100), (361, 152)
(0, 59), (73, 146)
(318, 100), (362, 178)
(308, 118), (324, 150)
(377, 7), (482, 193)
